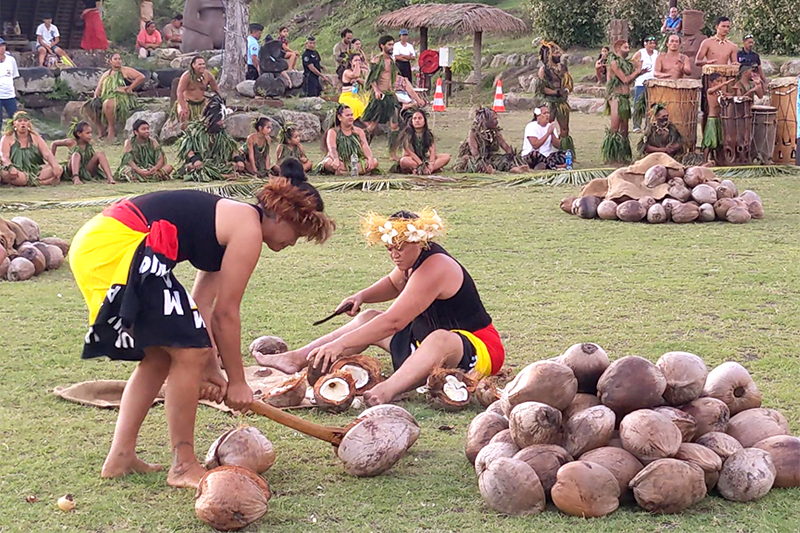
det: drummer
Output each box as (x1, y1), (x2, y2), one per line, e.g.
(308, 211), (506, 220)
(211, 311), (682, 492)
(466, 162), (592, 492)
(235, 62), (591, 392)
(733, 65), (764, 99)
(695, 17), (738, 67)
(737, 35), (768, 86)
(655, 35), (692, 79)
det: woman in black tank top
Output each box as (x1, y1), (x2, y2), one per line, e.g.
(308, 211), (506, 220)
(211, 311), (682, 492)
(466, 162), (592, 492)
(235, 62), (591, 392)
(258, 209), (505, 407)
(69, 158), (334, 489)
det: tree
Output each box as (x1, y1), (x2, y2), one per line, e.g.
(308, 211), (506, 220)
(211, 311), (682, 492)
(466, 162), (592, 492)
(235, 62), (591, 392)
(219, 0), (251, 92)
(528, 0), (603, 49)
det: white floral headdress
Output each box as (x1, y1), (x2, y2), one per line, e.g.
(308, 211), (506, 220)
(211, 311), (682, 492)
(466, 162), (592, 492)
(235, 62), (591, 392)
(362, 208), (445, 247)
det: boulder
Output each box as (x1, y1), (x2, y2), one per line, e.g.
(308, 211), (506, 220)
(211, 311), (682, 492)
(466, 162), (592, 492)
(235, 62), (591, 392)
(761, 60), (777, 76)
(279, 110), (320, 141)
(490, 54), (508, 69)
(286, 70), (304, 89)
(504, 94), (538, 111)
(780, 60), (800, 77)
(14, 68), (56, 94)
(60, 68), (105, 95)
(155, 48), (182, 61)
(582, 56), (596, 65)
(254, 73), (287, 97)
(524, 53), (539, 67)
(18, 94), (57, 109)
(573, 85), (605, 98)
(153, 69), (184, 89)
(295, 97), (328, 112)
(170, 52), (217, 70)
(481, 56), (490, 68)
(207, 54), (224, 69)
(61, 101), (89, 129)
(224, 112), (265, 141)
(160, 116), (183, 144)
(505, 53), (521, 67)
(568, 54), (586, 66)
(569, 97), (605, 114)
(124, 110), (167, 138)
(236, 80), (256, 98)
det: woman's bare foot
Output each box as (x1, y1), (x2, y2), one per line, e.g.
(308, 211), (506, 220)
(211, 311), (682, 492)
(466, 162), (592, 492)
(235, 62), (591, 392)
(101, 451), (163, 479)
(252, 349), (306, 374)
(167, 461), (207, 489)
(72, 176), (83, 185)
(106, 177), (117, 184)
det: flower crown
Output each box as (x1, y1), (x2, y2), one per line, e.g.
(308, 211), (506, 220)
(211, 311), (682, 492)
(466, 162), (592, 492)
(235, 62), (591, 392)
(362, 208), (445, 247)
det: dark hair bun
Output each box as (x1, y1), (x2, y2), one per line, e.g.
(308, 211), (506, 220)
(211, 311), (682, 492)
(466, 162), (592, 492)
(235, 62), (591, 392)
(279, 158), (308, 185)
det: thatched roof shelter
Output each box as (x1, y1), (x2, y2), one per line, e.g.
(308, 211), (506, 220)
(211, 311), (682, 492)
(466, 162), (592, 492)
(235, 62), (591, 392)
(375, 3), (527, 91)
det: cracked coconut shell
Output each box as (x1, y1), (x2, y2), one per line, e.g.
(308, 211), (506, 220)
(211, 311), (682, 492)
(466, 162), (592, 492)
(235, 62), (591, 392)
(753, 435), (800, 488)
(674, 442), (723, 490)
(263, 371), (307, 408)
(619, 409), (682, 463)
(466, 412), (509, 465)
(509, 401), (563, 449)
(703, 362), (762, 416)
(726, 408), (790, 448)
(629, 458), (706, 514)
(717, 448), (776, 502)
(478, 457), (546, 516)
(579, 446), (643, 503)
(195, 465), (270, 531)
(475, 441), (520, 476)
(564, 405), (615, 457)
(473, 367), (513, 407)
(427, 368), (476, 411)
(313, 370), (356, 413)
(656, 351), (708, 406)
(338, 417), (415, 477)
(502, 360), (577, 413)
(513, 444), (573, 495)
(681, 397), (730, 437)
(695, 431), (743, 461)
(330, 355), (382, 393)
(653, 407), (697, 442)
(205, 426), (276, 474)
(551, 461), (620, 518)
(596, 356), (667, 415)
(563, 393), (601, 420)
(559, 343), (609, 394)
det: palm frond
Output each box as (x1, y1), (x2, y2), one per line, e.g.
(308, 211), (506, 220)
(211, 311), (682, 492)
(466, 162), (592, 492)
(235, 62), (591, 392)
(494, 168), (613, 187)
(190, 181), (263, 198)
(0, 195), (134, 211)
(711, 165), (800, 179)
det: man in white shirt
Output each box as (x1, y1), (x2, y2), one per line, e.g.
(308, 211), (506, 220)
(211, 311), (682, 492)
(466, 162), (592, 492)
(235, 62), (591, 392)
(0, 38), (20, 120)
(521, 106), (567, 169)
(392, 29), (415, 82)
(35, 14), (68, 67)
(631, 36), (658, 132)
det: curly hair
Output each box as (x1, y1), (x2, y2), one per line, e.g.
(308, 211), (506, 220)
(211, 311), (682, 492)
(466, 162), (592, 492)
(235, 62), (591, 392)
(256, 177), (335, 244)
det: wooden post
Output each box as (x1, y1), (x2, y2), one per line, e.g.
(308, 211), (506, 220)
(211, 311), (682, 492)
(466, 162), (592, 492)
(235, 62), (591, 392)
(419, 26), (428, 53)
(609, 19), (629, 46)
(668, 0), (677, 8)
(473, 31), (482, 95)
(219, 0), (251, 92)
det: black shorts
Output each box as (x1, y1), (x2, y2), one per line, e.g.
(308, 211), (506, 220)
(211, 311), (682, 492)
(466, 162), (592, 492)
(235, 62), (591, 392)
(389, 323), (477, 373)
(396, 61), (413, 82)
(246, 65), (259, 81)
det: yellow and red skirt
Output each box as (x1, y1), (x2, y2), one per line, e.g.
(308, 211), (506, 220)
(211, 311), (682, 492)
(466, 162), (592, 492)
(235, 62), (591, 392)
(70, 200), (211, 361)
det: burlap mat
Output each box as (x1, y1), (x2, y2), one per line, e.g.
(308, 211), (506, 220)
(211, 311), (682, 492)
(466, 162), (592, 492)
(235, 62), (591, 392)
(580, 153), (682, 201)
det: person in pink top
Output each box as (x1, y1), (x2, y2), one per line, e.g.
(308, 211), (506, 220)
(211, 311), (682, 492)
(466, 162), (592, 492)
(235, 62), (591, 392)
(136, 21), (162, 58)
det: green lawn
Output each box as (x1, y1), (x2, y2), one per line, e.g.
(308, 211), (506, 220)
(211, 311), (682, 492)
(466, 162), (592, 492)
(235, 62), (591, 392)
(1, 110), (798, 532)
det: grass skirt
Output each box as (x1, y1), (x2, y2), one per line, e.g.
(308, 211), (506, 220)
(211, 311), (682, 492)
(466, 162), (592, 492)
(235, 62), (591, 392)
(601, 129), (632, 164)
(362, 93), (399, 124)
(702, 117), (723, 150)
(604, 93), (632, 121)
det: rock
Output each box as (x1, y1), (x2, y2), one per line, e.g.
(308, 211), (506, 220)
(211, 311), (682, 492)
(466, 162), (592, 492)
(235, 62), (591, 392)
(155, 48), (182, 61)
(562, 54), (571, 66)
(224, 112), (265, 141)
(295, 97), (327, 112)
(237, 80), (256, 98)
(153, 69), (184, 89)
(505, 53), (521, 67)
(14, 68), (56, 94)
(490, 54), (508, 69)
(573, 84), (605, 98)
(780, 60), (800, 77)
(481, 56), (490, 67)
(208, 54), (224, 69)
(519, 74), (537, 93)
(286, 70), (304, 90)
(124, 110), (167, 138)
(583, 56), (596, 65)
(160, 116), (183, 144)
(568, 54), (586, 66)
(17, 94), (57, 109)
(170, 52), (216, 70)
(279, 110), (321, 142)
(504, 94), (539, 111)
(569, 97), (605, 115)
(761, 60), (777, 76)
(524, 53), (539, 67)
(60, 68), (105, 95)
(255, 73), (287, 97)
(581, 74), (599, 83)
(61, 101), (88, 129)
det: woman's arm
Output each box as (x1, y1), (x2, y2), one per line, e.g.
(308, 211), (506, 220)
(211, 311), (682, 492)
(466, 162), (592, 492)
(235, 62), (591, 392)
(402, 140), (421, 165)
(326, 128), (340, 163)
(124, 67), (146, 92)
(94, 71), (109, 97)
(0, 137), (12, 166)
(246, 136), (256, 170)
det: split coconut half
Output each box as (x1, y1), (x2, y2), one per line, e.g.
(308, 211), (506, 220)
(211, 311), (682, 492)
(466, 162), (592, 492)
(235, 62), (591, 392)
(427, 368), (476, 411)
(313, 370), (356, 413)
(330, 355), (383, 393)
(263, 371), (308, 408)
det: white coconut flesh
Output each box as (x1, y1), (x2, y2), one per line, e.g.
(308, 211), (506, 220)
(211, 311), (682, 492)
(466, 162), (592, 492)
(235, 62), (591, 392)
(443, 375), (469, 402)
(341, 364), (370, 389)
(319, 377), (352, 402)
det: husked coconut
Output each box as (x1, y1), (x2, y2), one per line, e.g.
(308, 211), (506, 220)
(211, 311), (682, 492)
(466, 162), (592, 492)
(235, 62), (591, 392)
(338, 417), (415, 476)
(698, 203), (715, 222)
(691, 184), (717, 205)
(714, 198), (736, 219)
(668, 182), (692, 202)
(580, 446), (643, 502)
(564, 405), (615, 457)
(559, 342), (609, 393)
(695, 431), (743, 460)
(629, 458), (706, 513)
(669, 176), (686, 188)
(675, 442), (723, 490)
(681, 397), (730, 436)
(596, 356), (667, 414)
(726, 408), (789, 447)
(486, 400), (507, 418)
(355, 403), (418, 426)
(489, 429), (515, 445)
(740, 190), (761, 205)
(475, 441), (520, 476)
(764, 408), (790, 434)
(11, 216), (40, 242)
(671, 202), (699, 223)
(427, 368), (475, 411)
(501, 360), (577, 412)
(45, 244), (64, 270)
(655, 351), (708, 405)
(465, 412), (509, 464)
(653, 407), (697, 442)
(264, 371), (307, 408)
(32, 242), (52, 270)
(41, 236), (70, 255)
(619, 409), (682, 463)
(331, 355), (382, 393)
(7, 257), (35, 281)
(647, 203), (667, 223)
(0, 257), (9, 280)
(551, 461), (620, 517)
(719, 179), (738, 195)
(683, 166), (713, 188)
(639, 196), (656, 211)
(597, 200), (619, 220)
(473, 367), (514, 407)
(560, 196), (578, 214)
(250, 336), (288, 357)
(726, 206), (751, 223)
(18, 243), (45, 275)
(563, 393), (601, 420)
(703, 361), (762, 415)
(617, 200), (646, 222)
(706, 179), (721, 190)
(577, 196), (602, 219)
(748, 201), (764, 219)
(314, 370), (356, 413)
(753, 436), (800, 488)
(717, 448), (776, 502)
(509, 401), (563, 449)
(513, 444), (573, 495)
(644, 164), (668, 187)
(205, 426), (276, 474)
(478, 457), (546, 515)
(195, 465), (270, 531)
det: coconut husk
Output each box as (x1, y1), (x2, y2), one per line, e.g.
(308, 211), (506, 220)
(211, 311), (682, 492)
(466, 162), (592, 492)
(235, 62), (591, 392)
(427, 368), (476, 411)
(502, 360), (577, 413)
(580, 446), (643, 503)
(628, 153), (684, 175)
(44, 244), (64, 270)
(748, 201), (764, 219)
(313, 371), (356, 413)
(205, 426), (276, 474)
(466, 412), (510, 465)
(551, 461), (620, 518)
(576, 196), (602, 219)
(513, 444), (572, 495)
(54, 380), (156, 409)
(671, 202), (699, 222)
(40, 236), (70, 256)
(559, 343), (609, 394)
(0, 257), (9, 280)
(644, 165), (668, 187)
(629, 458), (706, 513)
(478, 457), (546, 516)
(714, 198), (736, 219)
(337, 417), (415, 477)
(489, 429), (515, 446)
(740, 189), (761, 204)
(703, 362), (762, 415)
(681, 397), (730, 436)
(675, 442), (723, 490)
(249, 335), (288, 359)
(695, 431), (743, 460)
(11, 216), (40, 242)
(7, 257), (34, 281)
(485, 399), (507, 418)
(509, 401), (563, 449)
(726, 408), (789, 448)
(698, 203), (715, 221)
(653, 407), (697, 442)
(655, 351), (708, 406)
(726, 206), (751, 223)
(17, 244), (45, 275)
(597, 200), (619, 220)
(619, 409), (682, 463)
(264, 371), (308, 408)
(639, 196), (656, 211)
(753, 435), (800, 488)
(596, 356), (667, 415)
(563, 393), (601, 420)
(717, 448), (776, 502)
(560, 196), (577, 214)
(474, 367), (514, 407)
(617, 200), (646, 222)
(683, 166), (715, 187)
(330, 355), (383, 393)
(475, 441), (520, 476)
(195, 465), (271, 531)
(32, 242), (51, 270)
(692, 184), (717, 204)
(564, 405), (615, 457)
(647, 203), (667, 223)
(355, 404), (419, 428)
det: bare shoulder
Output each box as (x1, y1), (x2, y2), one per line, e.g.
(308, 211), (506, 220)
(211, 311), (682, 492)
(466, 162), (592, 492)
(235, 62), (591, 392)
(216, 199), (261, 240)
(121, 66), (141, 78)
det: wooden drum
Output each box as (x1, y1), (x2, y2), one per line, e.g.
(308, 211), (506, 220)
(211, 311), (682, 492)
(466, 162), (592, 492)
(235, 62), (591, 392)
(769, 77), (798, 164)
(751, 105), (777, 164)
(645, 78), (702, 149)
(702, 64), (739, 114)
(718, 96), (752, 166)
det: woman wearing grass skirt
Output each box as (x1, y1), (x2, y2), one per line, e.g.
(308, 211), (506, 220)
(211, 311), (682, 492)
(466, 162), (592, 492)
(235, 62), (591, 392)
(51, 121), (116, 185)
(319, 104), (379, 175)
(0, 111), (63, 186)
(602, 40), (649, 165)
(69, 175), (334, 488)
(276, 121), (312, 172)
(453, 107), (526, 174)
(391, 109), (450, 174)
(115, 119), (173, 182)
(177, 95), (245, 181)
(244, 117), (271, 178)
(85, 54), (145, 141)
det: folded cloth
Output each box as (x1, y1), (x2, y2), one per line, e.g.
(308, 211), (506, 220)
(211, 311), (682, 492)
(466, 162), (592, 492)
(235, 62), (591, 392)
(0, 216), (27, 258)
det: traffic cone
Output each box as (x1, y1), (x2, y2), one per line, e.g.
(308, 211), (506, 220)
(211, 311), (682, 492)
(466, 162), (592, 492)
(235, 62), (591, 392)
(432, 78), (446, 112)
(492, 79), (506, 113)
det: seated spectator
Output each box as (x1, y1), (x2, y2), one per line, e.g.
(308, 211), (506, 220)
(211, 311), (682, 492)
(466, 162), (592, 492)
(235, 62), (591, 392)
(51, 121), (116, 185)
(393, 110), (450, 174)
(661, 7), (682, 35)
(35, 14), (70, 67)
(595, 46), (609, 84)
(278, 26), (298, 70)
(521, 106), (568, 170)
(637, 104), (683, 158)
(162, 14), (183, 48)
(137, 21), (162, 58)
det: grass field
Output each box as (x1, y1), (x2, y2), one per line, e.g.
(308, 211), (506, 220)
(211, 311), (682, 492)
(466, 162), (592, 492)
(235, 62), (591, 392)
(1, 110), (799, 532)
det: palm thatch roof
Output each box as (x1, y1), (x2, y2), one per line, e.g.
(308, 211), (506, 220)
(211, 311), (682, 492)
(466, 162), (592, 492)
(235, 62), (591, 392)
(374, 3), (526, 34)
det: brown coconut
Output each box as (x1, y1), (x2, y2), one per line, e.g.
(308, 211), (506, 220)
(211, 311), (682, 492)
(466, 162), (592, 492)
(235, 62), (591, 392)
(427, 368), (475, 411)
(619, 409), (682, 463)
(691, 184), (717, 205)
(706, 179), (722, 190)
(32, 242), (52, 270)
(338, 417), (415, 476)
(682, 397), (730, 436)
(675, 442), (723, 490)
(747, 201), (764, 219)
(475, 441), (520, 476)
(597, 200), (619, 220)
(647, 203), (667, 224)
(753, 436), (800, 488)
(698, 203), (716, 222)
(551, 461), (620, 518)
(671, 202), (699, 223)
(41, 236), (70, 255)
(655, 351), (708, 406)
(44, 244), (64, 270)
(513, 444), (573, 495)
(355, 404), (418, 427)
(564, 405), (615, 457)
(18, 243), (46, 275)
(726, 206), (751, 223)
(559, 342), (609, 393)
(629, 458), (707, 513)
(576, 196), (602, 219)
(485, 399), (507, 418)
(639, 196), (657, 211)
(703, 362), (762, 415)
(474, 367), (514, 407)
(313, 370), (356, 413)
(570, 198), (581, 215)
(205, 426), (276, 474)
(11, 216), (40, 242)
(661, 198), (681, 215)
(653, 407), (697, 442)
(580, 446), (643, 502)
(249, 335), (288, 357)
(667, 182), (692, 203)
(563, 393), (601, 420)
(683, 166), (713, 188)
(695, 431), (743, 460)
(727, 408), (789, 448)
(717, 448), (776, 502)
(509, 401), (563, 449)
(478, 457), (546, 516)
(489, 429), (515, 446)
(465, 412), (509, 465)
(263, 371), (307, 408)
(195, 465), (270, 531)
(644, 164), (668, 188)
(740, 190), (762, 205)
(501, 360), (577, 413)
(330, 355), (382, 393)
(0, 257), (9, 280)
(617, 200), (646, 222)
(714, 198), (736, 219)
(669, 176), (686, 188)
(7, 257), (35, 281)
(596, 356), (667, 414)
(560, 196), (578, 214)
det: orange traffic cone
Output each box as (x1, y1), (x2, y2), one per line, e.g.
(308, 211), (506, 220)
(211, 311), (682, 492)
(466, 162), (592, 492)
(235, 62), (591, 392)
(492, 79), (506, 113)
(432, 78), (446, 112)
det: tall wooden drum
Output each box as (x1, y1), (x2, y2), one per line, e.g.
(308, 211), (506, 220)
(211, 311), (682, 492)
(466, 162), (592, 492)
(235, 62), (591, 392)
(769, 77), (798, 164)
(645, 78), (702, 149)
(718, 96), (752, 166)
(702, 65), (739, 114)
(751, 105), (777, 164)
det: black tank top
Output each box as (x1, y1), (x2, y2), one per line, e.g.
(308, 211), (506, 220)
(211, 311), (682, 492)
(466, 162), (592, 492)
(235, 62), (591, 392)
(408, 243), (492, 338)
(130, 190), (261, 272)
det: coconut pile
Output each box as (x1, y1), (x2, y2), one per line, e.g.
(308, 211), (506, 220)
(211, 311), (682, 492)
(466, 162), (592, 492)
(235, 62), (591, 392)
(561, 166), (764, 224)
(1, 217), (70, 281)
(467, 343), (799, 517)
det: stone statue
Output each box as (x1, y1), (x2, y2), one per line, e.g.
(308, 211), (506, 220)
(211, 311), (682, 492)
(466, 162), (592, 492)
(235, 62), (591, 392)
(182, 0), (225, 53)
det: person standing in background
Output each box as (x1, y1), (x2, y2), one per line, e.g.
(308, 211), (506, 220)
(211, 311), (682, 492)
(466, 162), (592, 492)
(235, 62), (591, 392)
(81, 0), (109, 51)
(392, 29), (416, 82)
(302, 36), (325, 97)
(246, 24), (263, 81)
(0, 39), (20, 121)
(631, 36), (658, 132)
(139, 0), (153, 32)
(162, 15), (184, 48)
(737, 34), (768, 86)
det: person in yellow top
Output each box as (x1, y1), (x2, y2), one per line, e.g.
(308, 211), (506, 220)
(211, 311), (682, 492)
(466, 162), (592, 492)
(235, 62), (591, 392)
(338, 54), (370, 120)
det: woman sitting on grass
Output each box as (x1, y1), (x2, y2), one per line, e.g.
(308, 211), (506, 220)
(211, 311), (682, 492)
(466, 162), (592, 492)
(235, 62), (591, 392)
(392, 109), (450, 175)
(51, 121), (116, 185)
(453, 107), (527, 174)
(319, 105), (378, 175)
(115, 119), (173, 182)
(275, 121), (312, 172)
(244, 117), (272, 178)
(0, 111), (63, 186)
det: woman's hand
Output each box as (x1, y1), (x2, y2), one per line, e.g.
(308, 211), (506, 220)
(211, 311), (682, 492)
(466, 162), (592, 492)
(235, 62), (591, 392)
(337, 294), (363, 317)
(307, 341), (345, 374)
(224, 381), (254, 412)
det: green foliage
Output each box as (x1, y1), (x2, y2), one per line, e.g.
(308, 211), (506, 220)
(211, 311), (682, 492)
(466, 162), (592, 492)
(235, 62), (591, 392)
(450, 47), (473, 78)
(739, 0), (800, 54)
(46, 78), (78, 102)
(602, 0), (662, 47)
(528, 0), (604, 48)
